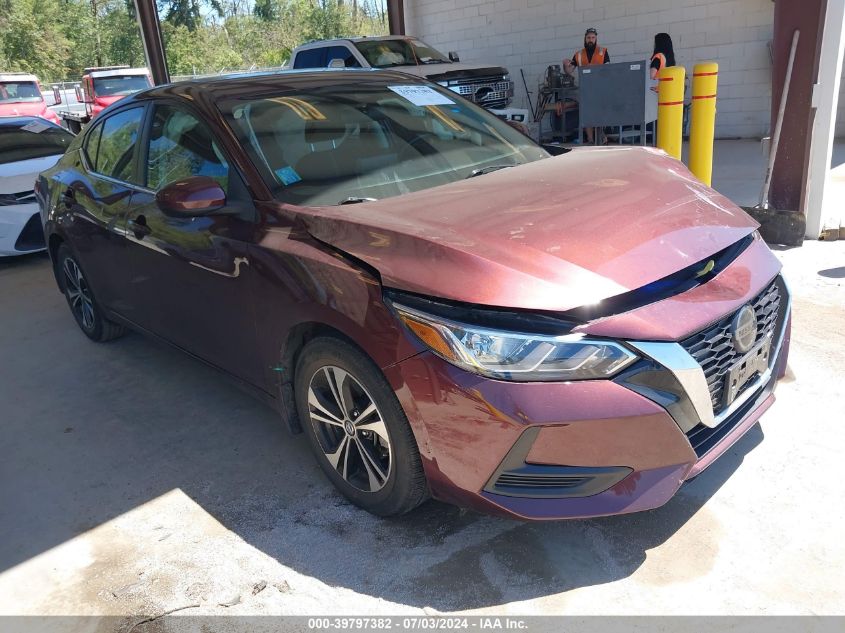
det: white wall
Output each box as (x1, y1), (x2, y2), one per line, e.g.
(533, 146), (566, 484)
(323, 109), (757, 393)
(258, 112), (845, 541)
(407, 0), (845, 139)
(837, 60), (845, 137)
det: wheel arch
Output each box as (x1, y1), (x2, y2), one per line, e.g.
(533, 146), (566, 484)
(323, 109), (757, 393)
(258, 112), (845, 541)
(277, 321), (368, 435)
(47, 232), (65, 290)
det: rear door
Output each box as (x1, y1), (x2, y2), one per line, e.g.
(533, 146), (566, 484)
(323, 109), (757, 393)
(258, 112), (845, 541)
(60, 105), (146, 317)
(122, 101), (262, 385)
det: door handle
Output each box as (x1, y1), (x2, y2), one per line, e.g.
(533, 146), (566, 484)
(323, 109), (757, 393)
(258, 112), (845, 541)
(128, 215), (152, 239)
(60, 188), (75, 208)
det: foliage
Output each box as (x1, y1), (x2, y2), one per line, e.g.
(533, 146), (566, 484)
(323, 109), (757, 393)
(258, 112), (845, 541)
(0, 0), (388, 82)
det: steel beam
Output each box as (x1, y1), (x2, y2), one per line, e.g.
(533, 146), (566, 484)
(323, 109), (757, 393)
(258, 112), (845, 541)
(769, 0), (824, 214)
(133, 0), (170, 85)
(387, 0), (405, 36)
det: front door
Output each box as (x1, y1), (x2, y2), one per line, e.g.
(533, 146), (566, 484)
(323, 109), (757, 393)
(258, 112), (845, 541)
(122, 102), (262, 386)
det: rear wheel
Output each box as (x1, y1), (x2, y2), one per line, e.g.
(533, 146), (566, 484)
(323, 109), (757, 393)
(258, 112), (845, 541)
(295, 337), (428, 516)
(56, 243), (125, 342)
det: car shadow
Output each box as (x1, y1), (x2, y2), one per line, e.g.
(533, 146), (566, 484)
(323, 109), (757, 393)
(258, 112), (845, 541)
(1, 255), (763, 612)
(818, 266), (845, 279)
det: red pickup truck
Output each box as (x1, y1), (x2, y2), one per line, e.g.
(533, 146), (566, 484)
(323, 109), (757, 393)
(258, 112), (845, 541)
(59, 66), (152, 133)
(0, 73), (62, 125)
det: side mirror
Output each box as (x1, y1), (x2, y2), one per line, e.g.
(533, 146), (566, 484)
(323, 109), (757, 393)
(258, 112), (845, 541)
(74, 86), (85, 103)
(52, 86), (62, 105)
(541, 143), (571, 156)
(155, 176), (226, 217)
(448, 51), (460, 62)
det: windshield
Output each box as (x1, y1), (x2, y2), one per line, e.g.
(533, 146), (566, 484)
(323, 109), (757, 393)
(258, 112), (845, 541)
(355, 39), (450, 67)
(93, 75), (152, 97)
(0, 82), (43, 104)
(0, 121), (73, 165)
(222, 80), (547, 206)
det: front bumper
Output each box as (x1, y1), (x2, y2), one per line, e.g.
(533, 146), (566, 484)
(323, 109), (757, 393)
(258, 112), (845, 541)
(384, 272), (791, 521)
(0, 203), (46, 256)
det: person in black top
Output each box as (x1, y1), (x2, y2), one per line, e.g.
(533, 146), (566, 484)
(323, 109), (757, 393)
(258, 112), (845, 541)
(650, 32), (676, 79)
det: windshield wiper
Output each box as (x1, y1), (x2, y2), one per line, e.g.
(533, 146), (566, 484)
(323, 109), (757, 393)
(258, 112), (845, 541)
(465, 164), (518, 179)
(338, 196), (378, 205)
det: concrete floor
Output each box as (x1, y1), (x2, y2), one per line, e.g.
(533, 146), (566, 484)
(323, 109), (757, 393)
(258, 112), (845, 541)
(706, 139), (845, 209)
(1, 158), (844, 620)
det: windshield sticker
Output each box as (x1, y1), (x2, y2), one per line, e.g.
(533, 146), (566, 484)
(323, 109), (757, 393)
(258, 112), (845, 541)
(275, 166), (302, 186)
(20, 119), (51, 134)
(388, 85), (455, 106)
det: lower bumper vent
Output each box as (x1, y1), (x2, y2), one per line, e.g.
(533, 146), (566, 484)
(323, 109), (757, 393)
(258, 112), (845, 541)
(14, 213), (45, 252)
(484, 427), (632, 499)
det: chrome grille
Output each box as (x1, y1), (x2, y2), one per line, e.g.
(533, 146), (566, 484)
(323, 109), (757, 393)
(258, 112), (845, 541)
(448, 75), (508, 86)
(447, 80), (513, 109)
(680, 278), (782, 414)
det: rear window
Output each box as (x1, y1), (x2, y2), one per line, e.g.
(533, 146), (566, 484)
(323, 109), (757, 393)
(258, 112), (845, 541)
(93, 107), (144, 183)
(0, 121), (73, 165)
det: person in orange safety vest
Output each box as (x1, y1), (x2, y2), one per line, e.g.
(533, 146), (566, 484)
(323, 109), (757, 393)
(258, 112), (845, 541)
(563, 28), (610, 144)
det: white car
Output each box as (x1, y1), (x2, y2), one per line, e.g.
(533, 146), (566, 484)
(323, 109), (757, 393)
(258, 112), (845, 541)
(0, 116), (73, 256)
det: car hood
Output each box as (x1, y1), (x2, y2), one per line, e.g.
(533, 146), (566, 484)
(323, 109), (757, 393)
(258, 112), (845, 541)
(391, 62), (507, 80)
(292, 146), (759, 312)
(0, 102), (48, 118)
(0, 155), (63, 194)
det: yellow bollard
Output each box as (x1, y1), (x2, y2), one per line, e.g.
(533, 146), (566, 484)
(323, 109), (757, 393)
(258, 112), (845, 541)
(689, 62), (719, 186)
(656, 66), (685, 160)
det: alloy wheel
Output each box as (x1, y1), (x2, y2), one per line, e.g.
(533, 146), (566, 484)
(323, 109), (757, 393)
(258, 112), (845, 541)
(307, 366), (393, 493)
(63, 257), (95, 331)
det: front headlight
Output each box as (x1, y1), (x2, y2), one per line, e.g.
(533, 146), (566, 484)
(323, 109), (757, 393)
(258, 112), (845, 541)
(392, 303), (638, 381)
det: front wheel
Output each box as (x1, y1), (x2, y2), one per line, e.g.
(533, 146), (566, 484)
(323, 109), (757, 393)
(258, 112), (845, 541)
(295, 337), (428, 516)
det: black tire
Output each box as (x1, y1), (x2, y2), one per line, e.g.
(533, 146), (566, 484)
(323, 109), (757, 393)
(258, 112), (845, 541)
(56, 243), (126, 342)
(295, 336), (429, 516)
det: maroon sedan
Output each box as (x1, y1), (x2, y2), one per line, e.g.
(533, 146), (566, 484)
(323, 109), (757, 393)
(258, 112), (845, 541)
(37, 71), (791, 520)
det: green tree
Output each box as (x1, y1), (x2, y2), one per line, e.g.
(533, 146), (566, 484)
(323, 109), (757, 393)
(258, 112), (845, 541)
(0, 0), (387, 82)
(159, 0), (224, 31)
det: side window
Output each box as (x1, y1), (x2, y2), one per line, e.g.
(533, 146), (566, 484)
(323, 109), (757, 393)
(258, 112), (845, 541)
(293, 48), (325, 69)
(96, 107), (144, 184)
(83, 122), (103, 168)
(325, 46), (361, 68)
(146, 104), (229, 192)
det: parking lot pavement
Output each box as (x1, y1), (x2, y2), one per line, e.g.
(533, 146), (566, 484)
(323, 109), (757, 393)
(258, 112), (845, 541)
(0, 243), (843, 619)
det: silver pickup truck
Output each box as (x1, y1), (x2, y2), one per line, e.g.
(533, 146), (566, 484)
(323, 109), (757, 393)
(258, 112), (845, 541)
(288, 36), (528, 124)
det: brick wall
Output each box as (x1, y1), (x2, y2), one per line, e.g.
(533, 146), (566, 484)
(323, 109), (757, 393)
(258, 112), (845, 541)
(406, 0), (845, 139)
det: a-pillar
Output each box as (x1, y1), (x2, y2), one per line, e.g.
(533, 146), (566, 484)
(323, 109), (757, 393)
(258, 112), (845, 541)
(133, 0), (169, 85)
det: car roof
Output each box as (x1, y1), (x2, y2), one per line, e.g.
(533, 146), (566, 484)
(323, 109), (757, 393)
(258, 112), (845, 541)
(129, 69), (431, 103)
(87, 67), (149, 78)
(0, 73), (39, 82)
(296, 35), (418, 49)
(0, 115), (66, 131)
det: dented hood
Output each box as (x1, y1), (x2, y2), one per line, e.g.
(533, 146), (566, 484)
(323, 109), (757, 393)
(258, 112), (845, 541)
(292, 146), (758, 312)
